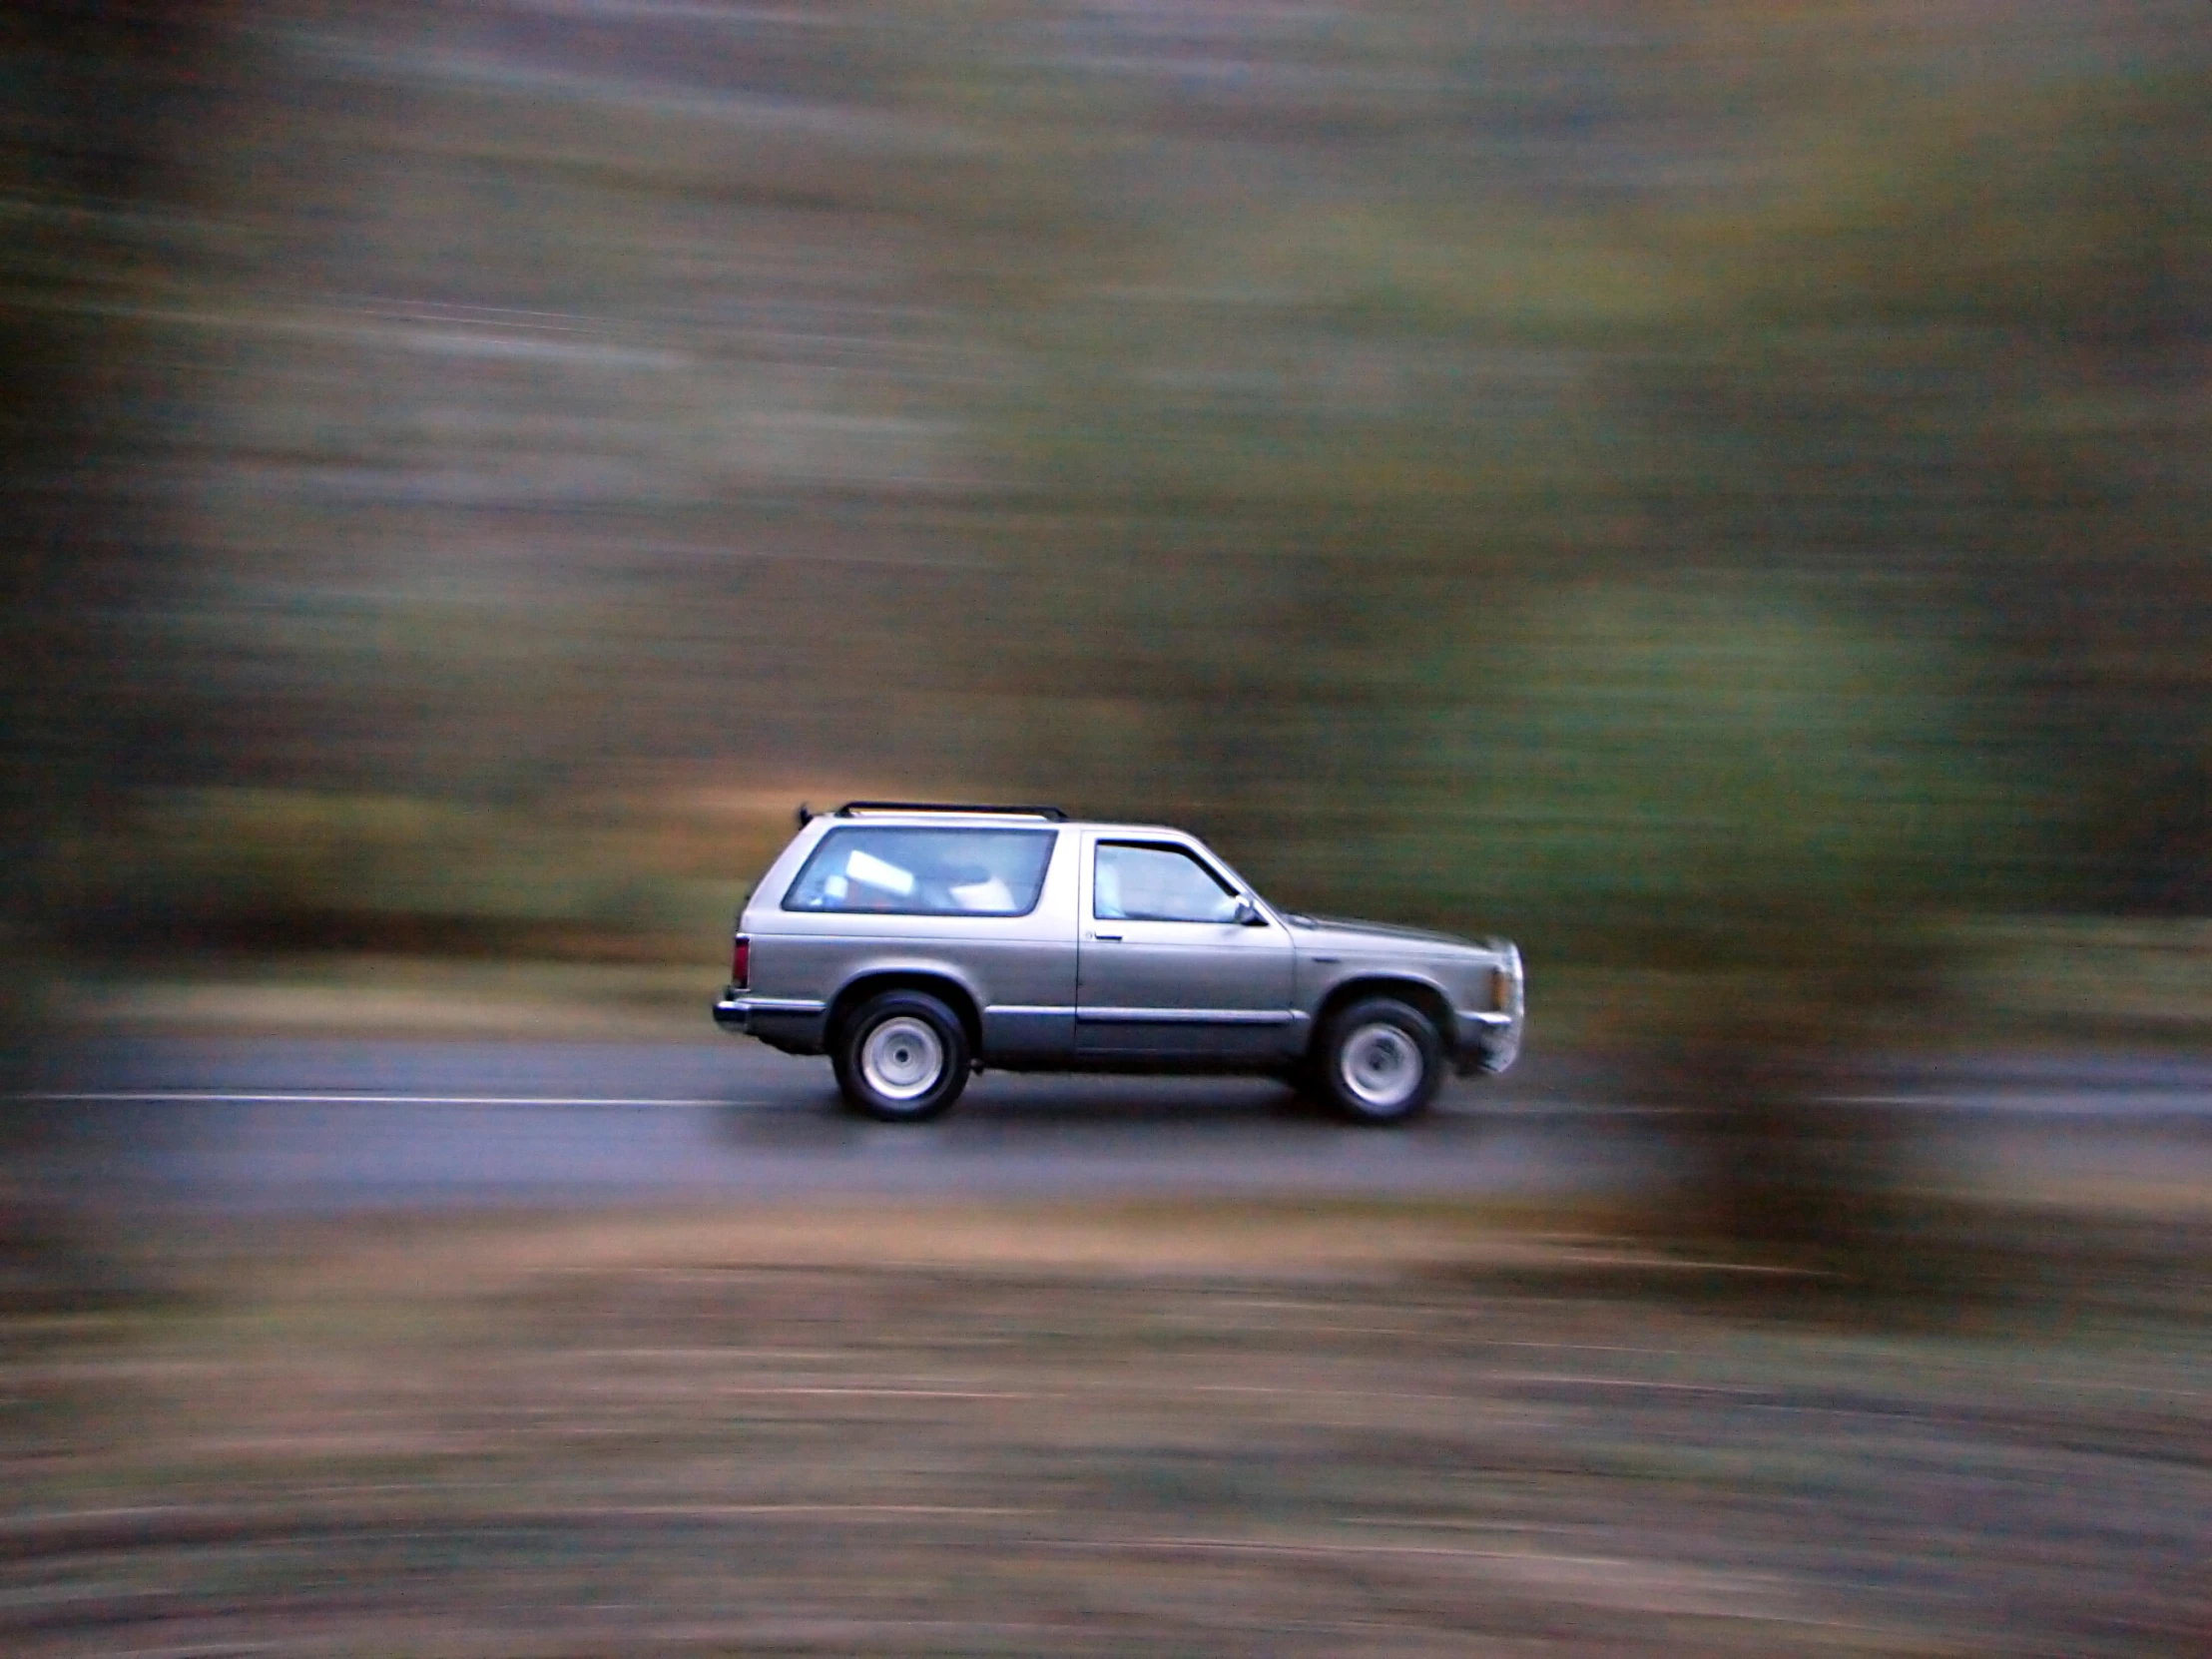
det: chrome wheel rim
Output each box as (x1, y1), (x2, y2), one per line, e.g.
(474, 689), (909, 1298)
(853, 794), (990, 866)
(860, 1016), (944, 1102)
(1339, 1023), (1421, 1111)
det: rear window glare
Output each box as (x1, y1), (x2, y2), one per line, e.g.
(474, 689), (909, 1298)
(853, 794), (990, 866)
(782, 827), (1058, 917)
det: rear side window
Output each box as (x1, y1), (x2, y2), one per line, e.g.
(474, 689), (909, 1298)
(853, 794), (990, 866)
(783, 827), (1058, 916)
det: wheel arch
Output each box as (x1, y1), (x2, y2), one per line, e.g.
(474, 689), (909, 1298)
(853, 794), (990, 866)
(827, 969), (983, 1058)
(1309, 975), (1453, 1055)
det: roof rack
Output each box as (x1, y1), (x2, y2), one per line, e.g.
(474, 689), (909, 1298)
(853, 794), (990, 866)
(830, 801), (1068, 822)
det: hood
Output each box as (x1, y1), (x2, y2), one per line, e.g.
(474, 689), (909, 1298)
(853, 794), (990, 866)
(1281, 912), (1482, 954)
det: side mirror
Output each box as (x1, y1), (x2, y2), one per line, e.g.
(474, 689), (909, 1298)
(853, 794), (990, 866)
(1233, 897), (1265, 926)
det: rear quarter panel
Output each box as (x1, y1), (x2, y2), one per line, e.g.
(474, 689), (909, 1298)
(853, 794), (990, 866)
(745, 827), (1080, 1051)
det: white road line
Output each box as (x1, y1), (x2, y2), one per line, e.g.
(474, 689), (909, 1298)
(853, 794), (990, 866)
(1832, 1092), (2212, 1111)
(23, 1091), (743, 1109)
(25, 1089), (2212, 1116)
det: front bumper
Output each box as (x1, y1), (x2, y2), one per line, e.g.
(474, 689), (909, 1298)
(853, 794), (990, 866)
(1452, 1010), (1521, 1075)
(1453, 944), (1525, 1075)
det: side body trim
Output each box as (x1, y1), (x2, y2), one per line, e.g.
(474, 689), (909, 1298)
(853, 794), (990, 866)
(1077, 1006), (1306, 1026)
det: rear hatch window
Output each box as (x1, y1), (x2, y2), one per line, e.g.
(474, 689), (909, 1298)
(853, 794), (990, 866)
(782, 827), (1057, 916)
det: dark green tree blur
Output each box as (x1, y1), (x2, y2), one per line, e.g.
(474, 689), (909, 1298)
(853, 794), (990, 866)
(1, 4), (238, 1296)
(6, 2), (2209, 1260)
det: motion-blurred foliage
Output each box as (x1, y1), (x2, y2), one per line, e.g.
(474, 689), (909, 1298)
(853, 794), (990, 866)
(3, 0), (2206, 1009)
(1438, 582), (1986, 939)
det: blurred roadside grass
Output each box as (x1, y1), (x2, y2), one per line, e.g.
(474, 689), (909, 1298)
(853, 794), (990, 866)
(5, 1195), (2206, 1656)
(33, 783), (2212, 1048)
(44, 955), (712, 1042)
(42, 915), (2212, 1051)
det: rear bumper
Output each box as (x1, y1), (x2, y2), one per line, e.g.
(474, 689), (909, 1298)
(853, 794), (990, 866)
(713, 989), (830, 1051)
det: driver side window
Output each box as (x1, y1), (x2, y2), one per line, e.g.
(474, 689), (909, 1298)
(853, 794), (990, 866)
(1094, 841), (1239, 923)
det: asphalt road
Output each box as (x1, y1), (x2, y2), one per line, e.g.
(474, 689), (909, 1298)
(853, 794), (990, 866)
(18, 1037), (2212, 1214)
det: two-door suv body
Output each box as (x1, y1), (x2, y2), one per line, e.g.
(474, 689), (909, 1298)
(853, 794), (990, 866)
(713, 803), (1523, 1123)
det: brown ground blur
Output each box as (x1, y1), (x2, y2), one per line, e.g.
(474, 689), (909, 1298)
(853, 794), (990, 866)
(5, 1197), (2207, 1657)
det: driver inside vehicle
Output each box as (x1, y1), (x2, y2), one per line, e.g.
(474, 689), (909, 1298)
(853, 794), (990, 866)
(1094, 842), (1242, 923)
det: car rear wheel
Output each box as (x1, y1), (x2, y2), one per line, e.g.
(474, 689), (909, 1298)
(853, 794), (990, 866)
(1316, 997), (1442, 1125)
(832, 991), (970, 1122)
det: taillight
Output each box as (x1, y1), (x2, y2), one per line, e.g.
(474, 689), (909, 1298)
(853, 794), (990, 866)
(731, 933), (751, 990)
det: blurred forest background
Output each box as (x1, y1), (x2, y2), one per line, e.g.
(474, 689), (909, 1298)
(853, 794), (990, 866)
(3, 0), (2209, 1057)
(6, 15), (2212, 1647)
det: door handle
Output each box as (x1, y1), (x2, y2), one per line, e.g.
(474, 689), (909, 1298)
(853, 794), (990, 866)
(1089, 931), (1122, 942)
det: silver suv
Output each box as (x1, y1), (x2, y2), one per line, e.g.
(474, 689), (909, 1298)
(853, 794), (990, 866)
(713, 803), (1523, 1124)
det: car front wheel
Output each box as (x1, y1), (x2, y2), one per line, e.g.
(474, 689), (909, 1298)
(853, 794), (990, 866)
(1316, 997), (1442, 1125)
(832, 990), (971, 1122)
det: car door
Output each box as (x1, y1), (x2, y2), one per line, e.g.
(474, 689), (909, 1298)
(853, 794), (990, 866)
(1075, 834), (1297, 1061)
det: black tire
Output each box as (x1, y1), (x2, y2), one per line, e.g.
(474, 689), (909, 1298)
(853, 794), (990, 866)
(831, 991), (970, 1122)
(1315, 997), (1442, 1125)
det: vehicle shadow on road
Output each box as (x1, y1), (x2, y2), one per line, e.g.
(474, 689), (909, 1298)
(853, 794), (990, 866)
(712, 1075), (1531, 1151)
